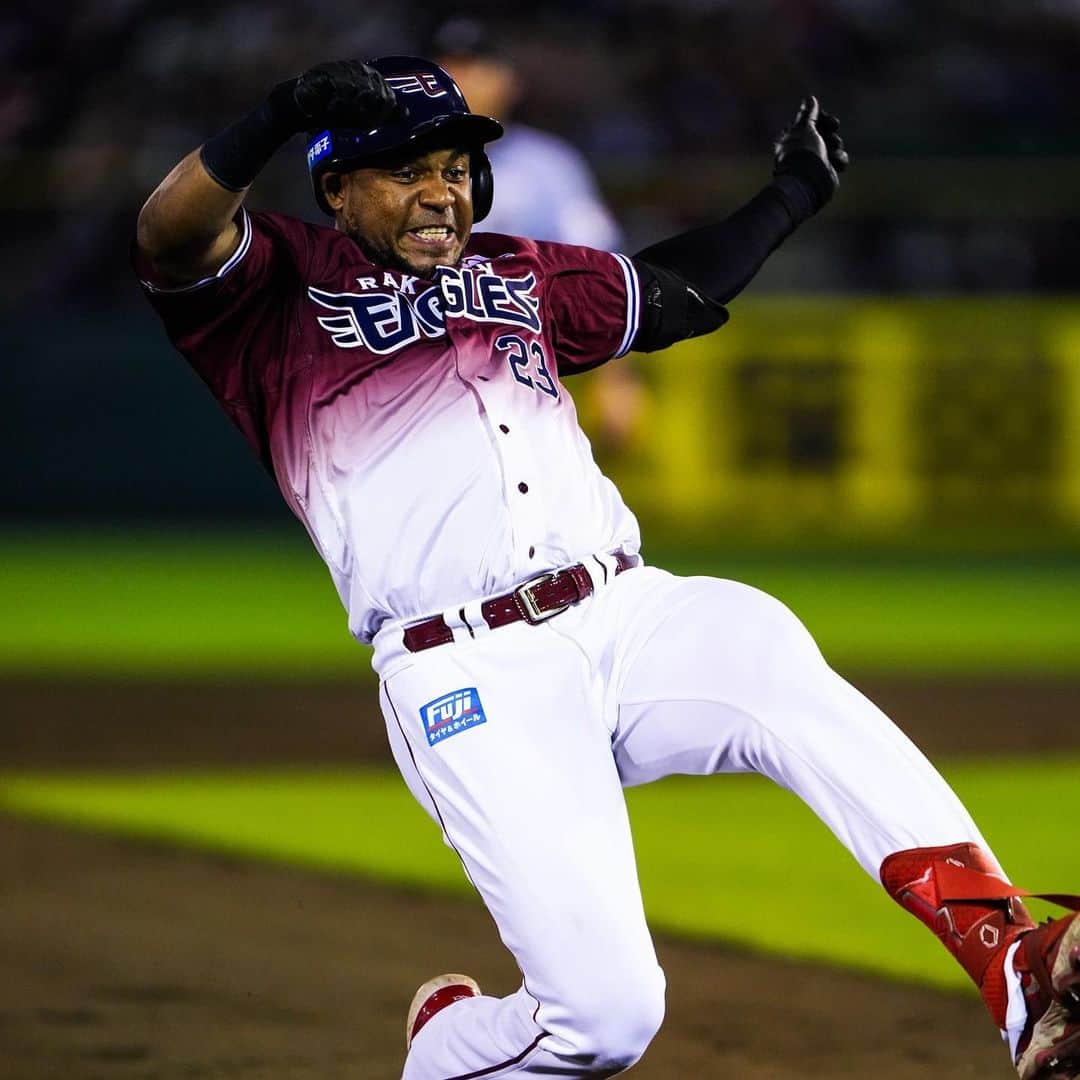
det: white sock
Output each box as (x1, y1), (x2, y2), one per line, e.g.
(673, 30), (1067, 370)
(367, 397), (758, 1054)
(1002, 938), (1028, 1060)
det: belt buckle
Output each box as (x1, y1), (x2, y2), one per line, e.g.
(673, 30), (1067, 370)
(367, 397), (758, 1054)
(514, 571), (569, 625)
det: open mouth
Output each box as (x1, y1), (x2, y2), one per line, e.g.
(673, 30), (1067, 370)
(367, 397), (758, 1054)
(407, 226), (455, 247)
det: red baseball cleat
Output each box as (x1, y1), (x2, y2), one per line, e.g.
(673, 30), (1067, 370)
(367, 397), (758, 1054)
(405, 973), (482, 1050)
(1015, 914), (1080, 1079)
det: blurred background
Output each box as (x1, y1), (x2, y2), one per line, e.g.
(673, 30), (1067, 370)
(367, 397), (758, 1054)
(1, 0), (1079, 660)
(4, 0), (1080, 551)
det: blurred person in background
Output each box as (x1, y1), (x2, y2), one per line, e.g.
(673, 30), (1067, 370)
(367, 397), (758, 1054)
(434, 17), (645, 455)
(432, 17), (621, 250)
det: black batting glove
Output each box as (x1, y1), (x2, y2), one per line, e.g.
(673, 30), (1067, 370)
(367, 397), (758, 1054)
(200, 59), (404, 192)
(269, 59), (403, 135)
(773, 96), (849, 212)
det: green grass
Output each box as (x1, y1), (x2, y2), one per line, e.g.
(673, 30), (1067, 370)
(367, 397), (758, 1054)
(0, 529), (364, 679)
(1, 528), (1079, 676)
(3, 757), (1078, 990)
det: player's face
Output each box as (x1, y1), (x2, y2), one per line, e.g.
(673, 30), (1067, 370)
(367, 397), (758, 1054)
(329, 147), (474, 278)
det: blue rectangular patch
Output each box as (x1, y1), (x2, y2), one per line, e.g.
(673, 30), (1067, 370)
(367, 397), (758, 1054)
(306, 130), (333, 168)
(420, 687), (487, 747)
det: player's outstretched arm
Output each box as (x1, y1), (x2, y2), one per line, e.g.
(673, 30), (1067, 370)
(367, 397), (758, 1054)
(135, 60), (400, 286)
(630, 97), (848, 352)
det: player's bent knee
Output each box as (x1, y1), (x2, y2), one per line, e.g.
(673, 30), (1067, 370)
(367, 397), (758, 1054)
(547, 964), (666, 1071)
(702, 578), (826, 674)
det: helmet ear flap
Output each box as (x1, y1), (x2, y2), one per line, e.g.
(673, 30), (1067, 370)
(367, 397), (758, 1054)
(471, 149), (494, 222)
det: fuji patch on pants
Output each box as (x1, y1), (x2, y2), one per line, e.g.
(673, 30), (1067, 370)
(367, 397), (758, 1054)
(420, 687), (487, 747)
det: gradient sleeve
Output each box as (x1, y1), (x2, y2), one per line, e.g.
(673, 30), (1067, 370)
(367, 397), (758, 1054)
(133, 209), (310, 408)
(538, 242), (641, 374)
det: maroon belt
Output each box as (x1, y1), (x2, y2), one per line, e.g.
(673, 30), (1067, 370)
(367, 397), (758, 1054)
(403, 552), (638, 653)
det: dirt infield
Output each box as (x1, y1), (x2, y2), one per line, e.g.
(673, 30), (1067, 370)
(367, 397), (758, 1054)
(3, 676), (1077, 1079)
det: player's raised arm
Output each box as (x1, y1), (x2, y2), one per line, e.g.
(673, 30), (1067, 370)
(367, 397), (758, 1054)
(629, 97), (849, 352)
(135, 60), (400, 286)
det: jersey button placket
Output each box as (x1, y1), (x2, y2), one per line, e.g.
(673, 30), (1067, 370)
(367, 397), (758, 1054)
(484, 385), (547, 564)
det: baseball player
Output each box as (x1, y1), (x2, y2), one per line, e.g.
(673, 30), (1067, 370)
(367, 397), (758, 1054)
(134, 58), (1080, 1079)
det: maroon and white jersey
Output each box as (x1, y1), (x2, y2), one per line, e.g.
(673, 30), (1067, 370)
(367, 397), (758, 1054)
(136, 209), (642, 643)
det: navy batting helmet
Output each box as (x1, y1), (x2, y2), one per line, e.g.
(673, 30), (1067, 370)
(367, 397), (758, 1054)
(305, 56), (503, 220)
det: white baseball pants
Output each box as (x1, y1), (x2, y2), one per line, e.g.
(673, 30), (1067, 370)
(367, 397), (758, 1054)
(372, 564), (992, 1078)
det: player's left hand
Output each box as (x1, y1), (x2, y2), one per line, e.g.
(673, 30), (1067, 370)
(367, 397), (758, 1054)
(267, 60), (404, 137)
(773, 96), (849, 210)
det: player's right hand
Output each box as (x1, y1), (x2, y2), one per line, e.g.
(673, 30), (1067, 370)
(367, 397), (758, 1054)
(268, 60), (403, 135)
(773, 96), (849, 210)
